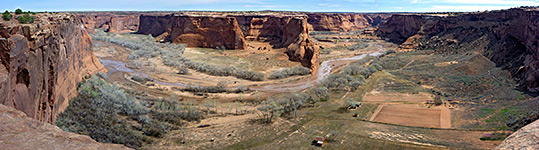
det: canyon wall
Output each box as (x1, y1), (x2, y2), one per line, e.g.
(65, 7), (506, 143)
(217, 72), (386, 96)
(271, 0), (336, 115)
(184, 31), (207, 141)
(306, 13), (390, 31)
(377, 8), (539, 93)
(0, 14), (105, 123)
(138, 14), (319, 70)
(138, 14), (246, 50)
(233, 15), (318, 70)
(80, 13), (139, 33)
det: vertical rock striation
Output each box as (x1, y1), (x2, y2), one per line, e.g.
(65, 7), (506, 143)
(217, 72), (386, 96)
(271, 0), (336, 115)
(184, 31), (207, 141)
(0, 14), (105, 123)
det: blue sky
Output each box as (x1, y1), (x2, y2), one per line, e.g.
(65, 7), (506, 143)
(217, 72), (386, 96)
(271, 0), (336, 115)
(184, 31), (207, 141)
(2, 0), (539, 12)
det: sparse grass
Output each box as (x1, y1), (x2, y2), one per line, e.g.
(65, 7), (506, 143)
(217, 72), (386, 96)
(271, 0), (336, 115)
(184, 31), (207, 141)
(377, 49), (539, 131)
(182, 48), (250, 70)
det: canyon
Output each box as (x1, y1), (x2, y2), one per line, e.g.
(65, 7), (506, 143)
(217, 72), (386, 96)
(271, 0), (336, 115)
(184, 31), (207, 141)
(79, 12), (391, 71)
(0, 14), (105, 123)
(0, 7), (537, 149)
(377, 7), (539, 94)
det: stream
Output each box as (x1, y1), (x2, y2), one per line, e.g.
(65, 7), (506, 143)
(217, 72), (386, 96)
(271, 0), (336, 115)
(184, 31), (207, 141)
(100, 45), (385, 92)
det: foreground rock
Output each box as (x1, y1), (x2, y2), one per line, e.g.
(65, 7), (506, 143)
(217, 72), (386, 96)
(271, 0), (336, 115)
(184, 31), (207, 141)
(498, 119), (539, 149)
(377, 7), (539, 94)
(0, 104), (130, 150)
(0, 13), (105, 123)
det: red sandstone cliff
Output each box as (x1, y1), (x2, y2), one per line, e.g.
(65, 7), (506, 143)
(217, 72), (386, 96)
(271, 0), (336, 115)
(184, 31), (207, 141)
(80, 13), (139, 33)
(232, 15), (319, 70)
(306, 13), (390, 31)
(138, 14), (246, 50)
(138, 14), (319, 70)
(0, 14), (105, 123)
(377, 7), (539, 94)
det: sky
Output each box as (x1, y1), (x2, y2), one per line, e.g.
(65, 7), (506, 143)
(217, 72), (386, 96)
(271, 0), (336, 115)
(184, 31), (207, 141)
(2, 0), (539, 12)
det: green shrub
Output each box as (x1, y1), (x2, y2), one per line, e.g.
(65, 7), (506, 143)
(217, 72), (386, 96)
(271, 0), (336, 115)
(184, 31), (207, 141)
(2, 10), (12, 21)
(17, 14), (33, 24)
(269, 65), (311, 80)
(15, 9), (23, 14)
(479, 132), (509, 141)
(56, 76), (149, 148)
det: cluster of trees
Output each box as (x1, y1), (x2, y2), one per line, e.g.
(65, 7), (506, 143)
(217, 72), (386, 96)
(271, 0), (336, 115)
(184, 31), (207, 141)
(91, 30), (185, 60)
(183, 81), (228, 93)
(93, 31), (267, 81)
(2, 9), (35, 23)
(183, 61), (265, 81)
(56, 76), (149, 148)
(151, 99), (203, 124)
(268, 65), (311, 80)
(348, 42), (369, 51)
(56, 75), (203, 148)
(257, 50), (395, 123)
(257, 86), (329, 123)
(17, 14), (33, 24)
(130, 73), (153, 84)
(2, 11), (12, 21)
(181, 82), (251, 94)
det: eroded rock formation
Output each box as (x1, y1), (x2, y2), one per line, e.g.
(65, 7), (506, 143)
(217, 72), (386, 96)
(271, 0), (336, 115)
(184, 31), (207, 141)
(138, 14), (246, 50)
(80, 13), (139, 33)
(377, 7), (539, 93)
(138, 14), (319, 70)
(306, 13), (390, 31)
(233, 15), (319, 70)
(0, 14), (105, 123)
(0, 104), (130, 149)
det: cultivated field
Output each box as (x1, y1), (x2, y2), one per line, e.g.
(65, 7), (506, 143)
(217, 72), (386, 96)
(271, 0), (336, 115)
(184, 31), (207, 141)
(371, 105), (451, 128)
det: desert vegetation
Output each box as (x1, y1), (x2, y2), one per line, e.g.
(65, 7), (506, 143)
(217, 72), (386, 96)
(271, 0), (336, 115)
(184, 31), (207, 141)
(92, 30), (273, 81)
(268, 65), (311, 80)
(56, 74), (203, 148)
(257, 86), (329, 123)
(2, 10), (12, 21)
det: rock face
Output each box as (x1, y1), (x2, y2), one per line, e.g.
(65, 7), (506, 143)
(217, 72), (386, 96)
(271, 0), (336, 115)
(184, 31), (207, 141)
(376, 7), (539, 93)
(138, 14), (319, 70)
(138, 14), (246, 50)
(0, 104), (130, 150)
(498, 119), (539, 149)
(80, 13), (139, 33)
(0, 14), (105, 123)
(306, 13), (390, 31)
(376, 14), (425, 44)
(233, 15), (319, 70)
